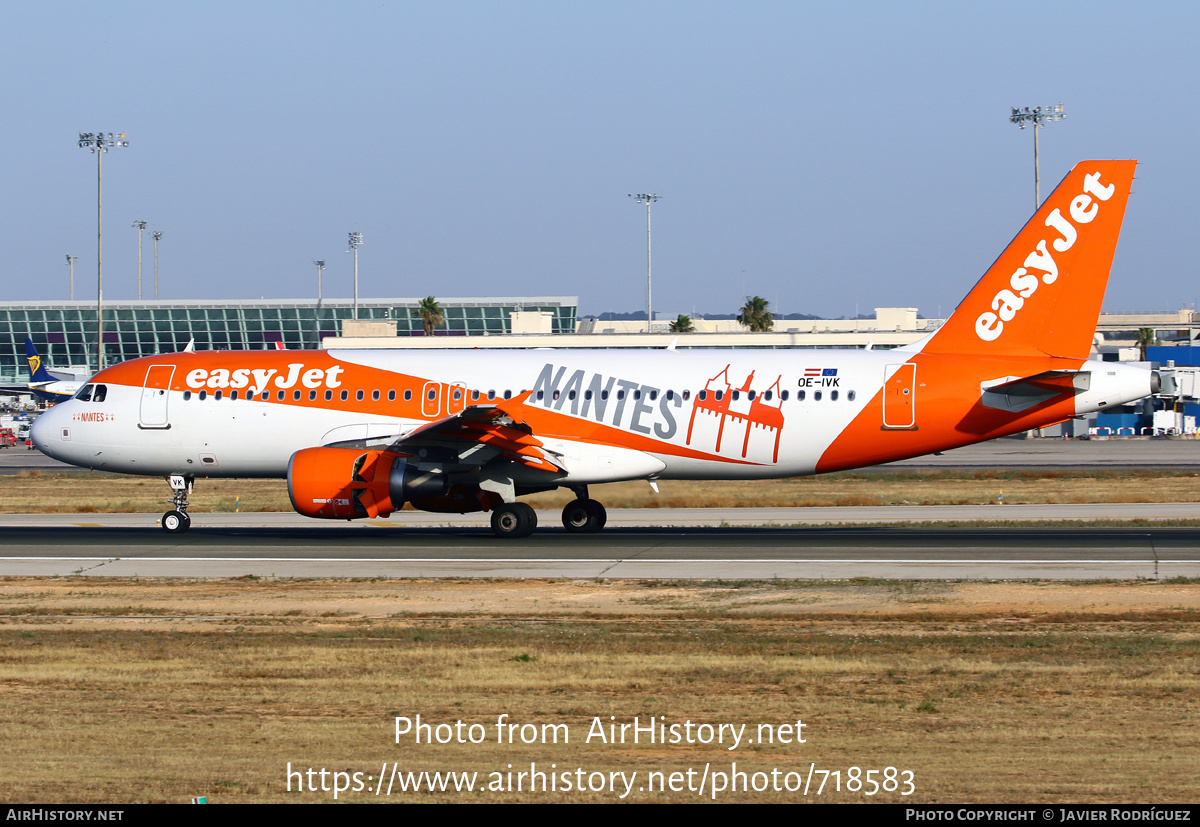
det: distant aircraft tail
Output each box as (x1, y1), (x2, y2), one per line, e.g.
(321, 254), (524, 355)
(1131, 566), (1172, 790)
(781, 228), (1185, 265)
(24, 338), (57, 384)
(923, 160), (1137, 360)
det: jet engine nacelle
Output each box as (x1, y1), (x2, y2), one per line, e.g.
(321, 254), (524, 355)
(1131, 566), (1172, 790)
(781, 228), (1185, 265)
(287, 447), (451, 519)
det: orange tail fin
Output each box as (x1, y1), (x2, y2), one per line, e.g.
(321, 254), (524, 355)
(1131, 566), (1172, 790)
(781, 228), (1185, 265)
(924, 160), (1136, 360)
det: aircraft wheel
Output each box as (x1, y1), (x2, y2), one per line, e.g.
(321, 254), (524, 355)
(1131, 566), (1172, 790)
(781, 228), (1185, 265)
(588, 499), (608, 529)
(491, 502), (537, 539)
(162, 510), (190, 534)
(562, 499), (605, 533)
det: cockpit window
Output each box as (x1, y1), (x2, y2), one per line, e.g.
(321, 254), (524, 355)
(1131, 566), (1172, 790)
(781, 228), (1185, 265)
(75, 385), (94, 402)
(93, 384), (107, 402)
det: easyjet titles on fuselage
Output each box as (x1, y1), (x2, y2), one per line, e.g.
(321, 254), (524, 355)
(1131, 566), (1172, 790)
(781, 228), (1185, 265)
(185, 363), (345, 395)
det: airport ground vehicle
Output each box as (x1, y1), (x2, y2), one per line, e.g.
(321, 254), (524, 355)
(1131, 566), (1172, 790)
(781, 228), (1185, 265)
(31, 161), (1155, 536)
(0, 428), (16, 448)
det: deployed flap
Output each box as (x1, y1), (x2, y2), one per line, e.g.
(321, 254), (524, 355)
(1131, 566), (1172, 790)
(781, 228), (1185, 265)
(384, 391), (564, 473)
(981, 370), (1090, 412)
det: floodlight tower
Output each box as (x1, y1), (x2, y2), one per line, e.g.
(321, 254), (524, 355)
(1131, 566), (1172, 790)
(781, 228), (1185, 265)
(314, 260), (326, 302)
(1010, 103), (1065, 210)
(77, 131), (129, 371)
(152, 231), (163, 300)
(347, 232), (363, 320)
(628, 193), (661, 332)
(65, 255), (78, 301)
(132, 220), (147, 300)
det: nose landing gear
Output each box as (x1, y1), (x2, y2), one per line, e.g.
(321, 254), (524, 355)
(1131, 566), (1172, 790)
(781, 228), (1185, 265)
(162, 474), (193, 533)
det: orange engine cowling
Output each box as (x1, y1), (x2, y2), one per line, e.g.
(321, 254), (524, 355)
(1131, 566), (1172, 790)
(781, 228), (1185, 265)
(287, 447), (453, 519)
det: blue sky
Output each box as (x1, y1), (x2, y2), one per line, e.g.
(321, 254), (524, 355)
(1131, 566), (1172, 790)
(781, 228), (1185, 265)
(2, 1), (1197, 318)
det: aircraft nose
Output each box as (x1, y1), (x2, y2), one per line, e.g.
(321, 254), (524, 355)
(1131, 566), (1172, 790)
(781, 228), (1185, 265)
(30, 407), (62, 456)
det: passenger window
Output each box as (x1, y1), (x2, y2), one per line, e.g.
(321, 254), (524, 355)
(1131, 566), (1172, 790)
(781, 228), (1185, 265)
(715, 390), (724, 401)
(585, 390), (593, 400)
(325, 390), (333, 401)
(471, 390), (480, 401)
(404, 390), (412, 401)
(683, 390), (691, 401)
(388, 390), (396, 401)
(356, 390), (365, 401)
(831, 390), (839, 401)
(781, 390), (789, 401)
(277, 390), (285, 401)
(309, 390), (317, 401)
(231, 390), (239, 400)
(747, 390), (756, 401)
(568, 390), (576, 400)
(199, 390), (208, 401)
(699, 390), (707, 401)
(601, 390), (609, 400)
(214, 390), (223, 400)
(764, 390), (772, 401)
(650, 390), (658, 401)
(372, 390), (380, 401)
(182, 390), (191, 401)
(797, 390), (805, 401)
(340, 390), (348, 401)
(815, 391), (822, 401)
(504, 390), (512, 400)
(732, 390), (739, 401)
(848, 390), (856, 401)
(293, 390), (301, 401)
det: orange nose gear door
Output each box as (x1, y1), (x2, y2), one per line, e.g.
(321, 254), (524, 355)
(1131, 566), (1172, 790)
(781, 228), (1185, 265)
(882, 363), (916, 430)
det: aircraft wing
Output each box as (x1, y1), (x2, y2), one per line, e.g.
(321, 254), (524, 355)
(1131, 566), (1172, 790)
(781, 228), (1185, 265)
(334, 391), (565, 473)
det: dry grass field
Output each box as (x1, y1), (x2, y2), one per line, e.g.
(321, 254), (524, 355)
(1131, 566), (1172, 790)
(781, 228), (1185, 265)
(4, 468), (1200, 513)
(1, 578), (1198, 803)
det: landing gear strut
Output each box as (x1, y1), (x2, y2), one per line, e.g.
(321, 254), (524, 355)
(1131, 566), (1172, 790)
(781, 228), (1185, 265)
(162, 474), (193, 533)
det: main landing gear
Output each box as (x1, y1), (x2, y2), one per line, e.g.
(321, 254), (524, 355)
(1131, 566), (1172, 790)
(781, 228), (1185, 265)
(162, 474), (193, 534)
(489, 487), (608, 539)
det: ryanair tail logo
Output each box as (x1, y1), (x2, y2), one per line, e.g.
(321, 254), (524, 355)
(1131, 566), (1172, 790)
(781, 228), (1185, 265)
(27, 355), (40, 376)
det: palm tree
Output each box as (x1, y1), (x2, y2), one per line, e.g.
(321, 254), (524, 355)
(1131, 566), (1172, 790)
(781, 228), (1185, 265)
(737, 296), (773, 332)
(413, 296), (445, 336)
(669, 314), (695, 333)
(1135, 327), (1159, 361)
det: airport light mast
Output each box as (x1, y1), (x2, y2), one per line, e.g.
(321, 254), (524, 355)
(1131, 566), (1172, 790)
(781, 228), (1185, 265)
(347, 232), (363, 320)
(65, 255), (77, 301)
(77, 131), (129, 371)
(1010, 103), (1065, 210)
(132, 220), (147, 300)
(628, 193), (660, 332)
(152, 231), (162, 300)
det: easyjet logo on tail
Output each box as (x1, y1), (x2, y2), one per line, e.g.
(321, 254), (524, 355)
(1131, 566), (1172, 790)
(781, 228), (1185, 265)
(974, 171), (1116, 342)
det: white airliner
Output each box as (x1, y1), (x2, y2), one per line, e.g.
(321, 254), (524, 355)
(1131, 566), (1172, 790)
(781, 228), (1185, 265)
(32, 160), (1156, 537)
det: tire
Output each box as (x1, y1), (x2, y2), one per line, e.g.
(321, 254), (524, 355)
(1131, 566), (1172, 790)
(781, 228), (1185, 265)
(562, 499), (604, 533)
(491, 502), (537, 539)
(162, 510), (190, 533)
(587, 499), (608, 530)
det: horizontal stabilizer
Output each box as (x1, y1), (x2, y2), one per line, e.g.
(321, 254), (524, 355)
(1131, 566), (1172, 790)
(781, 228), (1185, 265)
(981, 370), (1090, 412)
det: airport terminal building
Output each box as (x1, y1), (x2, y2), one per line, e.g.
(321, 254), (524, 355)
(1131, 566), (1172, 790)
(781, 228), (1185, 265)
(0, 297), (578, 381)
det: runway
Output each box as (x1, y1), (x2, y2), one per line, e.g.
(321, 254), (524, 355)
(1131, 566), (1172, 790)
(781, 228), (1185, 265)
(3, 508), (1200, 580)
